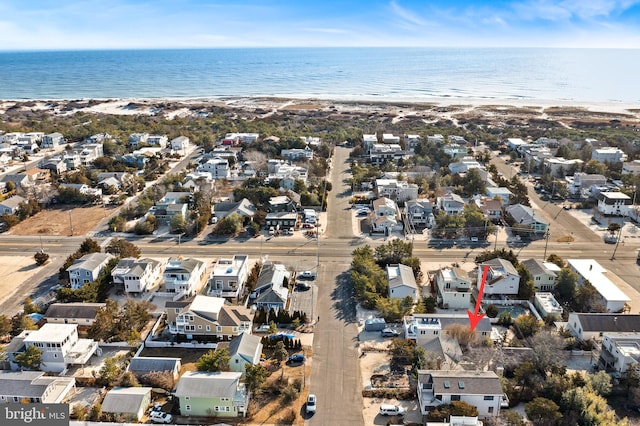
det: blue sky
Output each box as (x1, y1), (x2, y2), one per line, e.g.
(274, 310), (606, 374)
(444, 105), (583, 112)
(1, 0), (640, 50)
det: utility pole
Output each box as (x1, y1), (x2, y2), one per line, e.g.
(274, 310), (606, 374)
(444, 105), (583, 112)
(543, 226), (551, 260)
(68, 210), (73, 236)
(611, 223), (625, 260)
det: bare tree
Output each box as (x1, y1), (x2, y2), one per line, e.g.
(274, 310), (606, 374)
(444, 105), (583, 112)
(243, 150), (268, 172)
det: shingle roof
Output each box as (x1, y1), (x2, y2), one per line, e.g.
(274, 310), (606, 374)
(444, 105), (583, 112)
(522, 259), (557, 278)
(572, 313), (640, 332)
(101, 387), (152, 415)
(506, 204), (548, 226)
(128, 357), (181, 374)
(174, 371), (241, 399)
(418, 370), (503, 396)
(228, 332), (262, 364)
(218, 305), (253, 327)
(67, 252), (113, 272)
(44, 303), (105, 321)
(387, 264), (417, 290)
(0, 371), (47, 398)
(0, 195), (27, 209)
(484, 258), (519, 276)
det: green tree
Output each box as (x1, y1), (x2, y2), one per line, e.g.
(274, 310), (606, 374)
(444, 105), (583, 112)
(272, 341), (289, 367)
(95, 356), (124, 387)
(213, 212), (243, 236)
(554, 268), (577, 305)
(109, 215), (127, 232)
(105, 238), (141, 258)
(22, 297), (41, 315)
(11, 312), (37, 336)
(427, 401), (478, 421)
(244, 363), (269, 393)
(14, 345), (43, 370)
(170, 213), (187, 234)
(584, 160), (607, 175)
(608, 222), (621, 235)
(546, 254), (565, 268)
(196, 348), (230, 372)
(575, 281), (602, 312)
(525, 397), (562, 426)
(517, 264), (535, 299)
(514, 314), (541, 338)
(587, 370), (612, 396)
(374, 238), (413, 265)
(34, 250), (49, 266)
(79, 238), (101, 254)
(0, 314), (11, 337)
(485, 304), (499, 318)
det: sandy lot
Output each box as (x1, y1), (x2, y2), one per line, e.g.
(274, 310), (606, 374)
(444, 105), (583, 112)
(7, 205), (113, 236)
(0, 256), (46, 307)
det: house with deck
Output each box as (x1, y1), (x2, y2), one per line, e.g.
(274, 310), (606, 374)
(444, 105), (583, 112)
(67, 252), (114, 290)
(0, 371), (75, 404)
(435, 267), (472, 310)
(163, 257), (206, 298)
(387, 264), (418, 302)
(207, 255), (250, 300)
(174, 371), (249, 417)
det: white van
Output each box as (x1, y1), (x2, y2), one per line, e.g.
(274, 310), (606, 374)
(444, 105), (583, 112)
(379, 404), (405, 416)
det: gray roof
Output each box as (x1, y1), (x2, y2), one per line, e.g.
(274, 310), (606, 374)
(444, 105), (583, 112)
(44, 303), (105, 321)
(101, 387), (152, 415)
(0, 174), (28, 185)
(128, 357), (181, 374)
(484, 258), (519, 277)
(572, 313), (640, 332)
(0, 195), (27, 209)
(214, 198), (256, 218)
(218, 305), (253, 326)
(174, 371), (241, 399)
(0, 371), (47, 398)
(228, 332), (262, 364)
(165, 257), (204, 274)
(387, 264), (417, 290)
(522, 259), (557, 278)
(255, 262), (288, 290)
(417, 370), (503, 396)
(506, 204), (548, 226)
(67, 252), (113, 272)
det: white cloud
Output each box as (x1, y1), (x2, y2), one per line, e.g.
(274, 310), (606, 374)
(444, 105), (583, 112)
(389, 0), (427, 28)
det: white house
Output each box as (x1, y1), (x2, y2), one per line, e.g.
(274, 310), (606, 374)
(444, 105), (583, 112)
(403, 314), (492, 346)
(42, 132), (64, 149)
(417, 370), (504, 418)
(478, 258), (520, 296)
(375, 178), (419, 202)
(437, 193), (465, 216)
(405, 199), (434, 227)
(443, 144), (469, 159)
(197, 157), (231, 179)
(505, 204), (548, 235)
(544, 157), (583, 177)
(370, 197), (401, 234)
(67, 252), (114, 290)
(102, 387), (153, 421)
(592, 147), (627, 164)
(207, 255), (250, 300)
(435, 267), (472, 310)
(568, 313), (640, 341)
(111, 257), (163, 295)
(597, 192), (632, 216)
(598, 333), (640, 373)
(567, 259), (630, 312)
(448, 158), (482, 175)
(14, 324), (98, 373)
(622, 160), (640, 175)
(567, 173), (607, 196)
(171, 136), (190, 151)
(129, 133), (149, 147)
(382, 133), (401, 144)
(163, 257), (206, 297)
(405, 134), (421, 151)
(281, 146), (313, 160)
(146, 135), (168, 148)
(534, 292), (563, 318)
(0, 371), (75, 404)
(387, 264), (418, 301)
(0, 195), (27, 215)
(486, 187), (513, 205)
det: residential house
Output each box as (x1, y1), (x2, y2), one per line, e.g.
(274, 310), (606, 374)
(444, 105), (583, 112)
(486, 187), (513, 205)
(40, 157), (67, 174)
(425, 416), (483, 426)
(228, 332), (263, 374)
(622, 160), (640, 175)
(387, 264), (418, 302)
(127, 357), (182, 380)
(197, 157), (231, 179)
(250, 262), (290, 312)
(207, 255), (250, 300)
(478, 258), (520, 296)
(449, 136), (468, 145)
(129, 133), (149, 147)
(544, 157), (583, 177)
(437, 193), (465, 216)
(0, 195), (27, 215)
(363, 134), (378, 151)
(403, 314), (492, 346)
(62, 152), (81, 170)
(149, 191), (192, 225)
(268, 195), (298, 213)
(428, 134), (445, 144)
(171, 136), (190, 152)
(567, 173), (607, 196)
(405, 134), (421, 152)
(146, 135), (168, 148)
(281, 146), (313, 160)
(522, 259), (557, 292)
(268, 163), (308, 190)
(87, 133), (112, 144)
(507, 138), (527, 150)
(505, 204), (548, 236)
(448, 158), (482, 175)
(375, 178), (419, 202)
(166, 295), (252, 340)
(300, 136), (320, 146)
(568, 313), (640, 341)
(417, 370), (503, 418)
(43, 302), (106, 326)
(443, 144), (469, 159)
(213, 198), (256, 220)
(369, 143), (406, 165)
(382, 133), (401, 144)
(174, 371), (249, 417)
(567, 259), (630, 312)
(592, 147), (627, 164)
(597, 192), (632, 216)
(79, 143), (103, 166)
(474, 197), (502, 223)
(96, 172), (133, 191)
(0, 371), (75, 404)
(59, 183), (102, 199)
(265, 212), (298, 232)
(42, 132), (64, 149)
(163, 257), (206, 297)
(101, 387), (152, 421)
(223, 133), (259, 144)
(111, 257), (163, 294)
(598, 333), (640, 373)
(405, 199), (434, 227)
(9, 324), (98, 373)
(534, 292), (563, 318)
(67, 252), (114, 290)
(435, 267), (472, 310)
(370, 197), (401, 234)
(1, 174), (30, 191)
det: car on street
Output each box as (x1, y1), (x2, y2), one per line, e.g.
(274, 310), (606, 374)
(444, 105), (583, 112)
(379, 404), (405, 416)
(381, 328), (400, 338)
(306, 394), (317, 414)
(149, 411), (173, 424)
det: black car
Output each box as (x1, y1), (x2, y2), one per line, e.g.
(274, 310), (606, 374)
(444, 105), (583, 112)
(295, 282), (311, 291)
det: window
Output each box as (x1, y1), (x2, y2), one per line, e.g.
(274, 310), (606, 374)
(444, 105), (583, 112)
(198, 325), (202, 329)
(185, 405), (191, 411)
(185, 396), (190, 400)
(206, 325), (210, 331)
(451, 395), (460, 401)
(484, 396), (494, 400)
(488, 407), (494, 413)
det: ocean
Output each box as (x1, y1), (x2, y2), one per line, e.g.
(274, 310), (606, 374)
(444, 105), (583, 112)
(0, 47), (638, 103)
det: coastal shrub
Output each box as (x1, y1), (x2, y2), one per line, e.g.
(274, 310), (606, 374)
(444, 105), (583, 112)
(485, 304), (499, 318)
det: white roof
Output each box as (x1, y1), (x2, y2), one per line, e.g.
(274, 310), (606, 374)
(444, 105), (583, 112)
(189, 295), (226, 317)
(24, 324), (76, 343)
(568, 259), (630, 302)
(600, 192), (631, 200)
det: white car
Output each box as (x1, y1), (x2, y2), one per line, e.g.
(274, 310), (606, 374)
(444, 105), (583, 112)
(306, 394), (317, 414)
(300, 271), (316, 279)
(149, 411), (173, 424)
(379, 404), (405, 416)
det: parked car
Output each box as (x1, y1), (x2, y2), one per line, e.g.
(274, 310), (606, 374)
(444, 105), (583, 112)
(254, 324), (271, 333)
(306, 394), (317, 414)
(150, 411), (173, 424)
(300, 271), (316, 279)
(379, 404), (405, 416)
(287, 353), (306, 365)
(381, 328), (400, 338)
(295, 282), (311, 291)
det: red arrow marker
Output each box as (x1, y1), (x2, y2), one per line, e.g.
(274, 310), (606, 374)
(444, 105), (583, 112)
(468, 265), (490, 331)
